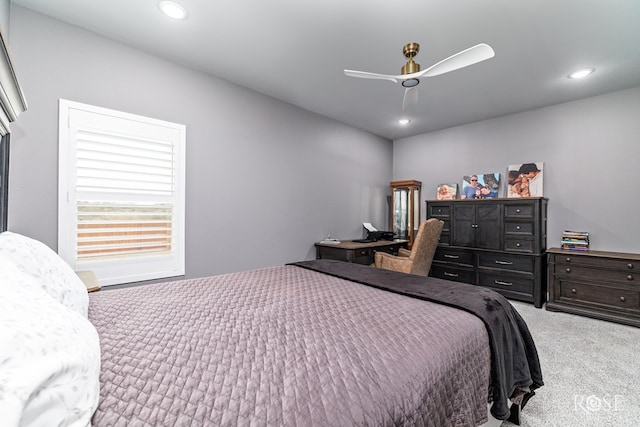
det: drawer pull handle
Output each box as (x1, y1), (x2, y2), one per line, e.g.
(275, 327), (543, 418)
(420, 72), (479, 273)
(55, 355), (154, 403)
(571, 288), (577, 294)
(620, 296), (626, 303)
(516, 243), (521, 247)
(628, 263), (634, 269)
(444, 272), (459, 277)
(566, 257), (571, 263)
(495, 260), (514, 265)
(516, 226), (521, 230)
(516, 209), (521, 213)
(444, 254), (460, 259)
(566, 267), (572, 273)
(627, 275), (634, 281)
(494, 280), (513, 286)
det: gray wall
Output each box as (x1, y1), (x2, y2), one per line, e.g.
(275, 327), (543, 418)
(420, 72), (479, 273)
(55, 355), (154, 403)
(9, 4), (639, 283)
(7, 6), (392, 281)
(393, 86), (640, 253)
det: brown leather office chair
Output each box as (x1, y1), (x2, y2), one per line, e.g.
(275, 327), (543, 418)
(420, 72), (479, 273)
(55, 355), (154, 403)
(374, 218), (444, 276)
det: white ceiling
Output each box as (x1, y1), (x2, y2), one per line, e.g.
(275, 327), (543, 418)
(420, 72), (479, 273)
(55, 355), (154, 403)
(10, 0), (640, 140)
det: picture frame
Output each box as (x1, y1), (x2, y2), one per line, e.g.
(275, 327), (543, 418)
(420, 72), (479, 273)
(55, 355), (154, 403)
(507, 162), (544, 198)
(436, 183), (458, 200)
(460, 173), (500, 199)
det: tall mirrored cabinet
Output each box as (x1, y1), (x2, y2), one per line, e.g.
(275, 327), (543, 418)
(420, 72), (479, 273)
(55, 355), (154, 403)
(390, 180), (422, 247)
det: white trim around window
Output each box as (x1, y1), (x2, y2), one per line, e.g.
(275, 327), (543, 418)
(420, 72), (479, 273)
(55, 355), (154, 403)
(58, 99), (186, 285)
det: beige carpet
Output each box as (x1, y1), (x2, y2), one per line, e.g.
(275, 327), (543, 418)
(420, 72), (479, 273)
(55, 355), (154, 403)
(501, 301), (640, 427)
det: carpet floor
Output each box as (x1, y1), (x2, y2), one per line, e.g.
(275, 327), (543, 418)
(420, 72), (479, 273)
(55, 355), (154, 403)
(501, 301), (640, 427)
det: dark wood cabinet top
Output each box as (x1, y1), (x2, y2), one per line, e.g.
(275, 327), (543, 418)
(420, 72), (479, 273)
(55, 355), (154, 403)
(425, 197), (548, 203)
(548, 247), (640, 261)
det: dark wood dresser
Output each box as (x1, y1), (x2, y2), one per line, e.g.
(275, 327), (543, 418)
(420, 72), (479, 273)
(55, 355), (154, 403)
(547, 248), (640, 327)
(426, 197), (548, 307)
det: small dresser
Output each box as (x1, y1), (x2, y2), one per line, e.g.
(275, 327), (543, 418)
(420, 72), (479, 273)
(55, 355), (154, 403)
(546, 248), (640, 327)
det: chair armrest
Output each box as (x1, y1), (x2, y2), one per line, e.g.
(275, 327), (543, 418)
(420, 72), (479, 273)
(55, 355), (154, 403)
(374, 251), (412, 274)
(397, 248), (411, 257)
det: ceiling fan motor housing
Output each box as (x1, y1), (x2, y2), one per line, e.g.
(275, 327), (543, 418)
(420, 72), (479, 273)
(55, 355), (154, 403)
(401, 59), (420, 75)
(401, 42), (420, 87)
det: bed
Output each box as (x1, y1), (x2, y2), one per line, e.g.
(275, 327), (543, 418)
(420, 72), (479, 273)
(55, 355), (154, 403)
(0, 231), (542, 426)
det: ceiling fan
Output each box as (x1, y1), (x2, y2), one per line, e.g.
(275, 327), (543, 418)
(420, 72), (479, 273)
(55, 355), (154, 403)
(344, 43), (495, 110)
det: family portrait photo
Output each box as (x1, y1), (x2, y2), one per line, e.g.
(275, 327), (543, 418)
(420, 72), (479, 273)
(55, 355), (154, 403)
(508, 162), (544, 197)
(461, 173), (501, 199)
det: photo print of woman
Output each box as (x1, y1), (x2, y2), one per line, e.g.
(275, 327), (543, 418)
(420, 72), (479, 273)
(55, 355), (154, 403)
(508, 162), (544, 197)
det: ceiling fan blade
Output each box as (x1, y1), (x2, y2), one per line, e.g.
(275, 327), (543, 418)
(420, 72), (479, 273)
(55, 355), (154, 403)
(344, 69), (398, 84)
(419, 43), (495, 78)
(402, 87), (418, 110)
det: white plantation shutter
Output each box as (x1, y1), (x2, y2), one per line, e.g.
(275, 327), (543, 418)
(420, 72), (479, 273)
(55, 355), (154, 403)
(59, 100), (185, 285)
(76, 202), (173, 260)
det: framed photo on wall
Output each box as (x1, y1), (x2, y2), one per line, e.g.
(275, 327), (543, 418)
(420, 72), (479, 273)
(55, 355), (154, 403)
(436, 183), (458, 200)
(507, 162), (544, 197)
(460, 173), (500, 199)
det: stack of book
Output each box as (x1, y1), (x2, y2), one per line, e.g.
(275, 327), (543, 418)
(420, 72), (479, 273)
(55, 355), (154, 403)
(562, 230), (589, 251)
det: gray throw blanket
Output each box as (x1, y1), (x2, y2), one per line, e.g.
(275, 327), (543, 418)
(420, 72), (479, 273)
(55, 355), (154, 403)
(290, 259), (544, 420)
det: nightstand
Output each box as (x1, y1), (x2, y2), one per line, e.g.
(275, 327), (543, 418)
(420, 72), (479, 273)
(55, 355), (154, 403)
(547, 248), (640, 327)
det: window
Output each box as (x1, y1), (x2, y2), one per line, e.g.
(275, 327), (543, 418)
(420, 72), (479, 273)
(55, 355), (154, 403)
(58, 100), (185, 285)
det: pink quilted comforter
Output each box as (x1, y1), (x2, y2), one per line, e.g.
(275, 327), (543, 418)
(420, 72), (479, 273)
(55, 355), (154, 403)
(88, 265), (491, 426)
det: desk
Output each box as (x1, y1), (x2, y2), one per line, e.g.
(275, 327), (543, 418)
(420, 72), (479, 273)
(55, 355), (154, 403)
(315, 239), (409, 265)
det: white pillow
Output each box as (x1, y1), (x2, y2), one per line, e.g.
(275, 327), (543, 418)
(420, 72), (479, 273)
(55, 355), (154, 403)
(0, 231), (88, 317)
(0, 255), (101, 427)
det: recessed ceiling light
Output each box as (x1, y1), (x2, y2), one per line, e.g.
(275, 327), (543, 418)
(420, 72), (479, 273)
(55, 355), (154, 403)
(567, 68), (595, 79)
(159, 1), (187, 20)
(398, 119), (411, 125)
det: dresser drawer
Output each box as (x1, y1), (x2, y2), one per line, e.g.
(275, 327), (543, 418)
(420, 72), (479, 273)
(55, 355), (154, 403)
(504, 203), (535, 218)
(504, 238), (534, 253)
(504, 221), (534, 236)
(556, 265), (637, 286)
(317, 245), (372, 264)
(558, 280), (640, 312)
(434, 247), (474, 266)
(555, 255), (639, 273)
(428, 204), (451, 218)
(431, 264), (475, 284)
(478, 252), (533, 272)
(478, 271), (533, 295)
